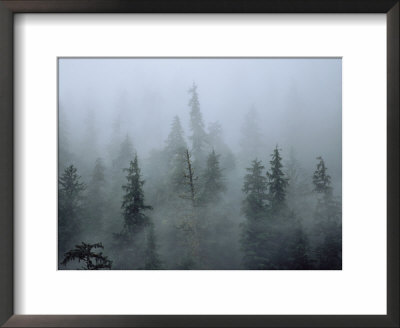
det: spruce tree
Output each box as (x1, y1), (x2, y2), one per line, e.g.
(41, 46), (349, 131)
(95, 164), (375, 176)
(188, 83), (208, 168)
(313, 156), (332, 195)
(266, 146), (289, 211)
(312, 156), (342, 269)
(200, 149), (225, 204)
(120, 154), (152, 236)
(61, 242), (112, 270)
(165, 116), (188, 192)
(58, 165), (85, 258)
(240, 159), (270, 269)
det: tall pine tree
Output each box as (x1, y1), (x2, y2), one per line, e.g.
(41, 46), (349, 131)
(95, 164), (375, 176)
(240, 159), (270, 269)
(312, 156), (342, 269)
(120, 154), (152, 236)
(188, 83), (208, 169)
(200, 149), (225, 204)
(266, 146), (289, 211)
(165, 116), (188, 192)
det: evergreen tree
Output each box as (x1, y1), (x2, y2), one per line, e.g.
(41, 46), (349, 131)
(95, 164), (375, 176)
(313, 156), (332, 195)
(182, 149), (198, 207)
(58, 165), (85, 258)
(188, 83), (208, 168)
(207, 121), (236, 172)
(165, 116), (187, 162)
(266, 146), (289, 211)
(120, 154), (152, 236)
(240, 159), (269, 269)
(200, 149), (225, 204)
(61, 242), (112, 270)
(312, 156), (342, 269)
(165, 116), (188, 192)
(110, 134), (135, 219)
(113, 134), (135, 178)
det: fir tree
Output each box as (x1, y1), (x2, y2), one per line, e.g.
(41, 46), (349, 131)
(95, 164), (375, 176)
(165, 116), (188, 192)
(240, 159), (270, 269)
(165, 116), (187, 162)
(312, 156), (342, 269)
(120, 154), (152, 236)
(188, 83), (208, 168)
(61, 242), (112, 270)
(58, 165), (85, 257)
(266, 146), (289, 211)
(313, 156), (332, 195)
(182, 149), (198, 207)
(207, 121), (236, 172)
(200, 149), (225, 204)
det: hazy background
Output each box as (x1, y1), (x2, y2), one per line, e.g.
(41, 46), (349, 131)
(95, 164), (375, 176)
(58, 58), (342, 270)
(59, 58), (341, 189)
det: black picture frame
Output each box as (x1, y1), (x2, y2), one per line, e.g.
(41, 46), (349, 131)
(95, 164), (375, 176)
(0, 1), (398, 327)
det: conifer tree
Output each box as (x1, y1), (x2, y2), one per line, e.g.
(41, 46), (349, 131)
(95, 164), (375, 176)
(120, 154), (152, 236)
(61, 242), (112, 270)
(165, 116), (188, 192)
(313, 156), (332, 195)
(188, 83), (208, 168)
(165, 116), (187, 162)
(312, 156), (342, 269)
(58, 165), (85, 257)
(240, 159), (269, 269)
(182, 149), (198, 207)
(266, 146), (289, 211)
(207, 122), (236, 171)
(200, 149), (225, 204)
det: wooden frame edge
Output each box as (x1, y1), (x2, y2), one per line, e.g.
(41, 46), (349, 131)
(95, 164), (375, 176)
(0, 1), (398, 327)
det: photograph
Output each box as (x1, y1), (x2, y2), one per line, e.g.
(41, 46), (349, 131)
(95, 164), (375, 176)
(58, 58), (342, 270)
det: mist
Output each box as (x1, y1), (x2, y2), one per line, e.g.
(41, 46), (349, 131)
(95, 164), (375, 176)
(58, 58), (342, 270)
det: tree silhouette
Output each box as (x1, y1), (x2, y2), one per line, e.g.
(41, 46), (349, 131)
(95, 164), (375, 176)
(61, 242), (112, 270)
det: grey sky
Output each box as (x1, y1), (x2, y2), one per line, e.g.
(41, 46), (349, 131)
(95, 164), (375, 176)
(59, 57), (341, 186)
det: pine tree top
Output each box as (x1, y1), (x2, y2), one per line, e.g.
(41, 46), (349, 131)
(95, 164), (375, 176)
(266, 146), (288, 210)
(313, 156), (332, 195)
(59, 165), (85, 195)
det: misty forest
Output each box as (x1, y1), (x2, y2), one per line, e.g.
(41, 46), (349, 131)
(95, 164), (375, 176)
(58, 58), (342, 270)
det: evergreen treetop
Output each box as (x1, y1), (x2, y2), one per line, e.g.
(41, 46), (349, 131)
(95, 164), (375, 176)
(312, 156), (332, 196)
(188, 83), (208, 164)
(200, 149), (226, 204)
(266, 146), (288, 211)
(121, 154), (152, 235)
(242, 159), (268, 220)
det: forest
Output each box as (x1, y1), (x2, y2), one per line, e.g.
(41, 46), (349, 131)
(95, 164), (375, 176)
(58, 59), (342, 270)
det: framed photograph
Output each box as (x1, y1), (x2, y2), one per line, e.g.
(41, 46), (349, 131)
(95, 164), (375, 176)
(0, 1), (398, 327)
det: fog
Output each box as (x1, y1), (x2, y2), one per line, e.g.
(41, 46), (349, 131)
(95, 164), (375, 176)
(58, 58), (342, 270)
